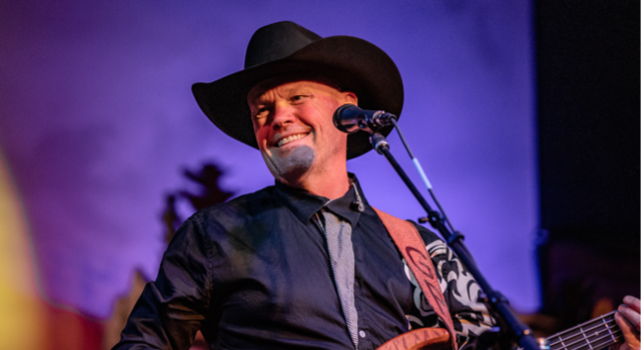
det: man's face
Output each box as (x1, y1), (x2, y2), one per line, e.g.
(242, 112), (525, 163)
(248, 80), (357, 184)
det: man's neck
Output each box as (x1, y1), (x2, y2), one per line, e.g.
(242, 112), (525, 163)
(279, 164), (350, 200)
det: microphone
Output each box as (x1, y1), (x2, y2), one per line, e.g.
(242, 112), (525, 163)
(333, 104), (397, 134)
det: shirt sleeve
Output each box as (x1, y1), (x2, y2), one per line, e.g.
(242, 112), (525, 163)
(404, 225), (496, 350)
(112, 215), (213, 350)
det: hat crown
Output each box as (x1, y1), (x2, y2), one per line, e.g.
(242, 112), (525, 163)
(244, 21), (322, 69)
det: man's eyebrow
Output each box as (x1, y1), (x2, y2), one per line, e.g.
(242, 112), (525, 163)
(249, 93), (271, 106)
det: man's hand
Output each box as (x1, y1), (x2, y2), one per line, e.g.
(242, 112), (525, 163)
(611, 295), (641, 350)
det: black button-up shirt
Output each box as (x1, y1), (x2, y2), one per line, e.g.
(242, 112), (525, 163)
(114, 175), (493, 350)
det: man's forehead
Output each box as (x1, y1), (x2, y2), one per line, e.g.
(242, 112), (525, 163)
(249, 81), (310, 101)
(247, 75), (343, 103)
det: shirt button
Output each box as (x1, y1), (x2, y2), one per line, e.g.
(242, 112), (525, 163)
(359, 330), (366, 338)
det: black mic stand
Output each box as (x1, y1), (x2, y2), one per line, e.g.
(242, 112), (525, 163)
(369, 132), (540, 350)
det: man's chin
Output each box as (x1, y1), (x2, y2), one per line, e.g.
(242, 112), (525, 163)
(266, 145), (315, 183)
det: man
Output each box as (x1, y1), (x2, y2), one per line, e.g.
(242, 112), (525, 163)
(113, 21), (640, 350)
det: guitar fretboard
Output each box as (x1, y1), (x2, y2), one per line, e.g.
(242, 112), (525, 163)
(546, 311), (623, 350)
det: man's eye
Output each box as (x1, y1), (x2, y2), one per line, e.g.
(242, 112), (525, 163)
(255, 107), (269, 118)
(291, 95), (307, 102)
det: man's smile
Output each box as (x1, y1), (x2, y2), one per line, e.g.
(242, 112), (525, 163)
(274, 132), (311, 148)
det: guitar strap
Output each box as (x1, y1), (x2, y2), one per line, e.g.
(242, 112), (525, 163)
(373, 208), (458, 350)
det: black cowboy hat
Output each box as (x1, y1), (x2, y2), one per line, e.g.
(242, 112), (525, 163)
(192, 21), (404, 159)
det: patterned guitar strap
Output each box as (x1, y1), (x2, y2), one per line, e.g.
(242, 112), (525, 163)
(373, 208), (458, 350)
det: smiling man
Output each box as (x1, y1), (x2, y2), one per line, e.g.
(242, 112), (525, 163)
(113, 22), (640, 350)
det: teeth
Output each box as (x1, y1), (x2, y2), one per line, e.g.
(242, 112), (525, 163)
(277, 133), (307, 147)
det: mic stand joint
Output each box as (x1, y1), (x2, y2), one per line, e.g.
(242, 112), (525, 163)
(369, 132), (390, 155)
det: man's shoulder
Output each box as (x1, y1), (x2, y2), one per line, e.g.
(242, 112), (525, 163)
(184, 185), (283, 229)
(369, 206), (445, 249)
(194, 185), (277, 216)
(409, 220), (444, 248)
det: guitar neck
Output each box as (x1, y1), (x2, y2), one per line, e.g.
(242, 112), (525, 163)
(545, 311), (623, 350)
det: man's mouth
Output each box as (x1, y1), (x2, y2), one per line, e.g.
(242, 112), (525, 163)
(275, 133), (309, 147)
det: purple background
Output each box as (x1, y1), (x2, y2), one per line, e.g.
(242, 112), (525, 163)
(0, 0), (537, 319)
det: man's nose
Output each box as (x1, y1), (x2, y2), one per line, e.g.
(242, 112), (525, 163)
(271, 105), (296, 130)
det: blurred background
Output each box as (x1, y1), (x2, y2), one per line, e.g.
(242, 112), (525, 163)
(0, 1), (638, 349)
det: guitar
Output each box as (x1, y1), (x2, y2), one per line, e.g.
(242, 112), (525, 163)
(378, 311), (624, 350)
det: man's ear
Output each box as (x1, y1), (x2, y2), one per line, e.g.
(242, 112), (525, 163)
(342, 91), (358, 105)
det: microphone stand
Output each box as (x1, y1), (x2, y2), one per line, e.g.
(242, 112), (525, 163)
(369, 132), (540, 350)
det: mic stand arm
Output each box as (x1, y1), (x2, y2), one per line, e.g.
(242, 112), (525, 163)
(370, 132), (540, 350)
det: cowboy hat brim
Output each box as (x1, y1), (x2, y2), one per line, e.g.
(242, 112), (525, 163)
(192, 35), (404, 159)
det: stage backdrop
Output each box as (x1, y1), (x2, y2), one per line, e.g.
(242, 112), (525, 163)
(0, 0), (537, 323)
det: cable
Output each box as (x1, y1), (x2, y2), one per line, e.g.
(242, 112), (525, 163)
(390, 119), (457, 233)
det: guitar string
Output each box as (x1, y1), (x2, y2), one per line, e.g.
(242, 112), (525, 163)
(551, 328), (623, 350)
(548, 311), (616, 344)
(548, 311), (616, 339)
(549, 321), (620, 348)
(561, 333), (624, 350)
(550, 320), (622, 350)
(592, 336), (625, 350)
(550, 322), (621, 350)
(548, 311), (617, 347)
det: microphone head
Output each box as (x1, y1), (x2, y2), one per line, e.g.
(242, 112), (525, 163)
(333, 104), (397, 134)
(333, 104), (367, 134)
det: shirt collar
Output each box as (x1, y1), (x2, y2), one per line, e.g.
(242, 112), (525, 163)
(274, 173), (368, 227)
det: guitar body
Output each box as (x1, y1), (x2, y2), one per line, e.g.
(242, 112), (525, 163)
(377, 328), (451, 350)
